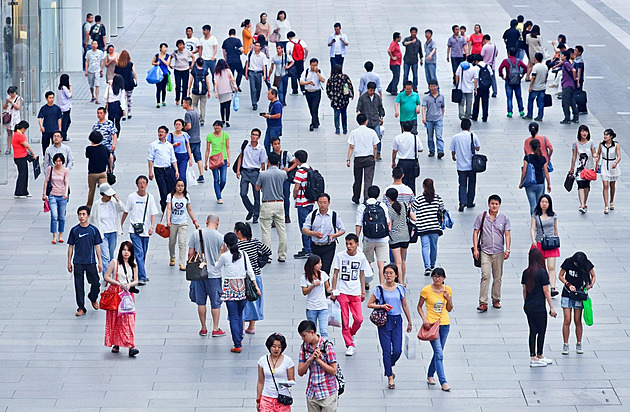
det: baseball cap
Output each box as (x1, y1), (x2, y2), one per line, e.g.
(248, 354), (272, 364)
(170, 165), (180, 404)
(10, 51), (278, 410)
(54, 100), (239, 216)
(99, 183), (116, 197)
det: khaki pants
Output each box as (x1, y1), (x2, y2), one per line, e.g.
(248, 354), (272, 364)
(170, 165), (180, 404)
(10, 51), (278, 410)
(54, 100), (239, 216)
(479, 251), (504, 305)
(87, 172), (107, 208)
(168, 223), (188, 266)
(307, 393), (338, 412)
(191, 94), (207, 123)
(259, 201), (287, 260)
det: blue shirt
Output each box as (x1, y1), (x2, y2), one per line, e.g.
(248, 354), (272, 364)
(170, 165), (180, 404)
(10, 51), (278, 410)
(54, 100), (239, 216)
(359, 72), (381, 93)
(67, 224), (102, 264)
(147, 139), (176, 167)
(449, 131), (480, 171)
(373, 284), (406, 316)
(267, 100), (283, 128)
(168, 132), (190, 154)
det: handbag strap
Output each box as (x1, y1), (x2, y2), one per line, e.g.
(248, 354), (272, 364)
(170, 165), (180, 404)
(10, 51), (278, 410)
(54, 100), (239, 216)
(538, 215), (546, 236)
(477, 211), (486, 248)
(470, 132), (475, 156)
(414, 134), (418, 161)
(198, 229), (206, 261)
(266, 355), (282, 394)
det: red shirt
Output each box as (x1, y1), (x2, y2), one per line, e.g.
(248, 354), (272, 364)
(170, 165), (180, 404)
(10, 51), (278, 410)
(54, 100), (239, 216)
(469, 33), (484, 55)
(388, 41), (402, 66)
(524, 136), (553, 162)
(12, 131), (28, 159)
(498, 56), (527, 79)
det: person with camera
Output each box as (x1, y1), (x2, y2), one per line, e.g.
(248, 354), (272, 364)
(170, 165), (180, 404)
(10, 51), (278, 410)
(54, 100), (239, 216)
(256, 333), (295, 411)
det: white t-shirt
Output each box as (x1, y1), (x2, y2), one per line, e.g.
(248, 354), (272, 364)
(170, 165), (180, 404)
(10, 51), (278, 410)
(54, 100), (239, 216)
(199, 35), (218, 60)
(167, 193), (190, 225)
(97, 200), (118, 233)
(125, 192), (159, 237)
(257, 354), (295, 397)
(348, 125), (379, 157)
(215, 251), (256, 280)
(392, 132), (424, 160)
(333, 250), (371, 296)
(455, 64), (479, 93)
(286, 39), (308, 59)
(184, 36), (200, 61)
(382, 183), (415, 204)
(300, 272), (330, 310)
(355, 200), (390, 242)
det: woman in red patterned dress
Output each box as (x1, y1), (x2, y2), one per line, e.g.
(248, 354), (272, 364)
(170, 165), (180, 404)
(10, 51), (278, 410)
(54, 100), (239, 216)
(103, 241), (140, 357)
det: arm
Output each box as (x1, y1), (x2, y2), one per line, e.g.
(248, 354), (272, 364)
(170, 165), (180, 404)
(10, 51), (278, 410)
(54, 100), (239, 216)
(446, 46), (451, 62)
(67, 245), (74, 272)
(569, 144), (577, 173)
(472, 228), (480, 259)
(346, 144), (354, 167)
(391, 149), (398, 169)
(543, 285), (556, 317)
(186, 141), (193, 166)
(530, 217), (537, 246)
(95, 244), (102, 274)
(421, 105), (427, 124)
(504, 231), (511, 259)
(401, 295), (413, 332)
(256, 366), (264, 410)
(103, 261), (117, 285)
(166, 197), (172, 227)
(587, 269), (596, 289)
(544, 160), (551, 192)
(614, 144), (621, 168)
(416, 296), (428, 326)
(394, 102), (399, 118)
(147, 160), (154, 180)
(519, 159), (528, 188)
(120, 211), (128, 230)
(204, 140), (211, 170)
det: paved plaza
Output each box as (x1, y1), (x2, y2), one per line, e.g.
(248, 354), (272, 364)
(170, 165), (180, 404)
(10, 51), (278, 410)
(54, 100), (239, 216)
(1, 0), (630, 410)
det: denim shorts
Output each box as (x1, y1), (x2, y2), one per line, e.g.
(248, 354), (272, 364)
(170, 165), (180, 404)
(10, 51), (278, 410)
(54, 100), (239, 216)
(190, 278), (222, 309)
(561, 296), (583, 309)
(189, 142), (202, 162)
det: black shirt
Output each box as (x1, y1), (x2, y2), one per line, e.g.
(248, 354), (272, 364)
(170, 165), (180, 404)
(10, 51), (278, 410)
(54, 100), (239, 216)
(114, 63), (135, 91)
(525, 154), (547, 184)
(222, 37), (243, 62)
(502, 28), (520, 51)
(521, 268), (550, 313)
(90, 23), (107, 49)
(403, 36), (423, 65)
(85, 144), (110, 174)
(560, 257), (593, 298)
(37, 104), (62, 132)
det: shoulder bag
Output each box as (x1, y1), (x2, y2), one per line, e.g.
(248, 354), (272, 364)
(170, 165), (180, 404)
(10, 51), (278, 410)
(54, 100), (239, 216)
(413, 135), (421, 178)
(232, 139), (249, 174)
(471, 211), (486, 267)
(564, 172), (575, 192)
(269, 32), (281, 43)
(266, 355), (293, 406)
(369, 286), (389, 327)
(208, 132), (226, 170)
(132, 194), (149, 235)
(406, 203), (418, 244)
(185, 229), (208, 281)
(418, 289), (445, 341)
(45, 167), (54, 196)
(470, 133), (487, 173)
(542, 136), (554, 172)
(451, 79), (463, 103)
(567, 287), (588, 301)
(244, 252), (260, 302)
(100, 265), (122, 310)
(538, 216), (560, 250)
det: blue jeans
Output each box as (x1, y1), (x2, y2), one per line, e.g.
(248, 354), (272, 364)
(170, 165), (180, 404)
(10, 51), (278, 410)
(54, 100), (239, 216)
(306, 308), (329, 339)
(333, 107), (348, 133)
(130, 233), (150, 281)
(457, 170), (477, 207)
(212, 163), (228, 200)
(424, 63), (437, 86)
(101, 232), (117, 276)
(371, 124), (382, 154)
(278, 74), (289, 105)
(525, 183), (545, 216)
(283, 180), (291, 216)
(203, 59), (216, 85)
(386, 64), (400, 94)
(527, 90), (545, 119)
(490, 69), (498, 96)
(420, 233), (439, 269)
(403, 63), (419, 90)
(377, 314), (403, 377)
(425, 119), (444, 154)
(428, 324), (450, 385)
(505, 82), (524, 114)
(264, 126), (282, 154)
(225, 299), (247, 348)
(48, 195), (68, 234)
(175, 152), (190, 185)
(297, 204), (314, 253)
(248, 71), (263, 107)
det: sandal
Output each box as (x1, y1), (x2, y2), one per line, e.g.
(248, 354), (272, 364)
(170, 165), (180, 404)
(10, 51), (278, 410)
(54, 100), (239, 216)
(427, 377), (436, 385)
(388, 382), (395, 389)
(604, 207), (609, 214)
(441, 383), (451, 392)
(111, 345), (119, 353)
(610, 203), (615, 210)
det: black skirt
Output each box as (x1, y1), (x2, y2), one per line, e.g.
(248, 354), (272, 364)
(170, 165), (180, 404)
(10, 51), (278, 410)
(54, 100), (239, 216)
(108, 101), (123, 119)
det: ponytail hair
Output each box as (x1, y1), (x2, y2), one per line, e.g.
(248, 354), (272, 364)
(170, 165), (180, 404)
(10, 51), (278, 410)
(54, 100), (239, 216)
(234, 221), (253, 240)
(528, 121), (539, 137)
(529, 138), (543, 158)
(604, 128), (616, 142)
(385, 188), (402, 214)
(241, 19), (250, 28)
(223, 232), (241, 263)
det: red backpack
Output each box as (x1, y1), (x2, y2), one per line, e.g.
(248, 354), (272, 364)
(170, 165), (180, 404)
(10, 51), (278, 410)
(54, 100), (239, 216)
(291, 39), (305, 61)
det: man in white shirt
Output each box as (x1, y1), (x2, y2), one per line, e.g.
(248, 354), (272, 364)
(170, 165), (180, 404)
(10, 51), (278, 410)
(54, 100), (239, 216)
(391, 121), (423, 193)
(184, 26), (201, 64)
(355, 185), (389, 287)
(450, 119), (481, 211)
(327, 22), (349, 71)
(455, 55), (479, 120)
(85, 41), (104, 104)
(300, 58), (326, 130)
(287, 31), (308, 94)
(347, 114), (379, 204)
(244, 41), (269, 111)
(236, 128), (268, 224)
(92, 183), (124, 276)
(146, 125), (179, 212)
(199, 24), (218, 84)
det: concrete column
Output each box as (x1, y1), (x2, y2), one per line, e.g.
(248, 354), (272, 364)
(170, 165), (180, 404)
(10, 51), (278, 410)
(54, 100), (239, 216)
(117, 0), (124, 28)
(109, 0), (118, 37)
(62, 0), (84, 71)
(98, 0), (110, 38)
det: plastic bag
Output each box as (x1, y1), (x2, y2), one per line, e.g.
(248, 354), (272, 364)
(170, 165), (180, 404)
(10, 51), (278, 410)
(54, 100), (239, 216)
(233, 91), (240, 112)
(404, 333), (416, 360)
(166, 73), (173, 92)
(118, 290), (136, 315)
(187, 168), (197, 186)
(146, 66), (164, 84)
(328, 300), (342, 328)
(583, 295), (593, 326)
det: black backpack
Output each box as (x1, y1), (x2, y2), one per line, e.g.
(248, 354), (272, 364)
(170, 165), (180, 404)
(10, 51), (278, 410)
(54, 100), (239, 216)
(191, 66), (208, 95)
(362, 201), (389, 238)
(303, 167), (325, 201)
(301, 340), (345, 395)
(507, 58), (521, 86)
(478, 64), (492, 89)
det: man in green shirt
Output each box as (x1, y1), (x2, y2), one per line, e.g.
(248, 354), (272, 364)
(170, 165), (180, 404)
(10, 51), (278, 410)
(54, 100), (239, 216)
(394, 81), (421, 135)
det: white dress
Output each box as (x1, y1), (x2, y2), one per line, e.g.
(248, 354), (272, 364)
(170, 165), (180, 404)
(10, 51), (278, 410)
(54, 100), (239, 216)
(599, 141), (621, 181)
(3, 95), (21, 130)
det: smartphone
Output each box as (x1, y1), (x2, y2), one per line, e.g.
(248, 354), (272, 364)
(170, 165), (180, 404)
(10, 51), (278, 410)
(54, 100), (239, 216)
(259, 112), (267, 116)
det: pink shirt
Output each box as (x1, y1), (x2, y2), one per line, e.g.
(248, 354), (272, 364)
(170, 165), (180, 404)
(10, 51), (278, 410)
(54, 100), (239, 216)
(481, 42), (498, 70)
(215, 70), (233, 95)
(388, 41), (402, 66)
(46, 166), (69, 197)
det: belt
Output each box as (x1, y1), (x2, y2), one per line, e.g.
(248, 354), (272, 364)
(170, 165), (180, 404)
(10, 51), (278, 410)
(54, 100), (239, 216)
(263, 199), (283, 203)
(305, 89), (320, 93)
(153, 166), (171, 170)
(250, 70), (263, 73)
(241, 168), (259, 172)
(355, 155), (374, 159)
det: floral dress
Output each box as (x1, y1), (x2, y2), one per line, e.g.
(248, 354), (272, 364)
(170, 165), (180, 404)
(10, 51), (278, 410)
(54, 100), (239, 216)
(326, 73), (354, 110)
(104, 263), (136, 348)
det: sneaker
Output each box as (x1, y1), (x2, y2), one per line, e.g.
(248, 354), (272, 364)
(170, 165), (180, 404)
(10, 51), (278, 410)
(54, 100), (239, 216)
(212, 329), (227, 337)
(294, 250), (310, 259)
(523, 116), (533, 120)
(530, 359), (547, 367)
(137, 280), (146, 286)
(424, 268), (432, 276)
(507, 112), (513, 118)
(197, 175), (205, 183)
(578, 207), (586, 214)
(231, 347), (242, 353)
(179, 265), (186, 271)
(128, 347), (140, 357)
(162, 102), (166, 106)
(534, 117), (543, 121)
(576, 343), (583, 354)
(560, 120), (572, 124)
(345, 346), (356, 356)
(562, 343), (569, 355)
(437, 152), (445, 159)
(199, 329), (208, 337)
(428, 152), (435, 157)
(519, 111), (525, 117)
(352, 336), (357, 346)
(537, 357), (553, 364)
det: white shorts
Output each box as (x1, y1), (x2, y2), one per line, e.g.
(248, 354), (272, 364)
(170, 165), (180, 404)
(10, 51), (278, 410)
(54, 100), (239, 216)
(87, 72), (101, 88)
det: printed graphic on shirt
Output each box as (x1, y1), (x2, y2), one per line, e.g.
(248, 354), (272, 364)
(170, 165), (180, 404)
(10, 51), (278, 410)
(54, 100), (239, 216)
(340, 260), (360, 282)
(433, 300), (444, 314)
(172, 200), (185, 216)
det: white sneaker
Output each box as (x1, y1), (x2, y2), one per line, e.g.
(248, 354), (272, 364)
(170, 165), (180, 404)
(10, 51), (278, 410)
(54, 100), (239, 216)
(537, 357), (553, 365)
(352, 336), (357, 346)
(530, 359), (547, 367)
(345, 346), (356, 356)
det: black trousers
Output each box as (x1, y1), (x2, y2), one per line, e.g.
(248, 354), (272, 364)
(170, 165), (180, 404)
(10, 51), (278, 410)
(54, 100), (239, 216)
(61, 110), (72, 140)
(311, 242), (337, 275)
(305, 90), (321, 127)
(154, 166), (175, 212)
(74, 263), (100, 312)
(174, 69), (190, 102)
(220, 101), (231, 122)
(156, 76), (167, 104)
(41, 131), (55, 153)
(525, 309), (548, 357)
(472, 87), (490, 121)
(290, 60), (304, 93)
(457, 170), (477, 207)
(397, 159), (418, 194)
(14, 157), (29, 196)
(108, 113), (122, 139)
(229, 60), (244, 86)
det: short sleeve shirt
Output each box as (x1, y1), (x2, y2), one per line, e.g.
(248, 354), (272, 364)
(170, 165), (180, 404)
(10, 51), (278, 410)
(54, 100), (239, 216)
(374, 284), (406, 315)
(522, 269), (550, 312)
(124, 193), (159, 236)
(267, 100), (283, 128)
(299, 337), (338, 400)
(222, 37), (243, 62)
(560, 257), (593, 298)
(293, 164), (315, 207)
(256, 166), (287, 201)
(67, 224), (102, 264)
(187, 228), (224, 278)
(199, 35), (218, 60)
(167, 193), (189, 225)
(420, 284), (452, 325)
(473, 212), (511, 255)
(168, 132), (190, 154)
(530, 62), (548, 91)
(206, 132), (229, 158)
(184, 36), (200, 61)
(424, 38), (436, 63)
(92, 120), (118, 151)
(332, 250), (371, 296)
(86, 49), (104, 73)
(395, 91), (421, 122)
(38, 104), (63, 132)
(271, 53), (293, 77)
(184, 110), (201, 144)
(449, 131), (480, 171)
(300, 272), (330, 310)
(447, 35), (466, 57)
(388, 41), (402, 66)
(422, 93), (445, 122)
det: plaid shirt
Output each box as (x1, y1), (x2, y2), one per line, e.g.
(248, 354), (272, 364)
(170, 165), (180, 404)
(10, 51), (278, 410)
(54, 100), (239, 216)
(299, 336), (338, 400)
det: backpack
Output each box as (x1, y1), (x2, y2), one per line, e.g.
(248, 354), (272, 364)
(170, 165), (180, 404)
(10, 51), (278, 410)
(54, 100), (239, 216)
(191, 66), (208, 95)
(362, 201), (389, 239)
(507, 58), (521, 86)
(310, 209), (337, 228)
(90, 24), (102, 42)
(291, 39), (305, 61)
(478, 64), (492, 89)
(303, 167), (325, 201)
(302, 340), (345, 396)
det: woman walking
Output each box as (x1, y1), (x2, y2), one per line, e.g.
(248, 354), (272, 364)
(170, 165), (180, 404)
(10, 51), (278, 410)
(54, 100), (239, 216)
(300, 255), (331, 339)
(468, 24), (484, 55)
(522, 248), (557, 367)
(42, 153), (69, 244)
(104, 74), (127, 138)
(569, 125), (597, 213)
(57, 75), (72, 140)
(385, 188), (415, 287)
(256, 333), (295, 412)
(11, 121), (34, 198)
(597, 129), (621, 214)
(412, 179), (445, 276)
(85, 130), (109, 208)
(214, 60), (237, 127)
(418, 267), (453, 392)
(215, 232), (260, 353)
(166, 179), (199, 270)
(235, 222), (272, 335)
(169, 118), (193, 185)
(104, 45), (119, 83)
(366, 264), (412, 389)
(103, 241), (140, 357)
(152, 43), (171, 108)
(170, 39), (193, 106)
(272, 10), (291, 50)
(525, 25), (544, 81)
(531, 194), (560, 296)
(558, 252), (596, 355)
(3, 86), (21, 154)
(255, 13), (271, 41)
(114, 50), (137, 120)
(519, 139), (551, 215)
(325, 64), (354, 134)
(204, 120), (230, 203)
(242, 20), (253, 55)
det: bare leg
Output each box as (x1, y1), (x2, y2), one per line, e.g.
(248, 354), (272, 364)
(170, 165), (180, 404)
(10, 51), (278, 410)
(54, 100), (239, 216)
(248, 320), (256, 331)
(94, 86), (100, 102)
(6, 130), (12, 152)
(583, 187), (591, 207)
(376, 260), (385, 284)
(546, 257), (556, 288)
(578, 189), (586, 208)
(602, 181), (609, 208)
(211, 308), (220, 331)
(401, 248), (408, 285)
(58, 232), (64, 242)
(197, 305), (207, 330)
(574, 309), (583, 343)
(562, 308), (572, 343)
(610, 181), (616, 205)
(197, 160), (204, 176)
(90, 87), (94, 99)
(391, 248), (403, 285)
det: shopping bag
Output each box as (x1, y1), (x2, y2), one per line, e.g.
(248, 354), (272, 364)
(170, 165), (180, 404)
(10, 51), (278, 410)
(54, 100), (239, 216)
(583, 295), (593, 326)
(43, 199), (50, 213)
(146, 66), (164, 84)
(328, 300), (342, 328)
(118, 290), (136, 315)
(166, 73), (173, 92)
(233, 91), (240, 112)
(404, 333), (416, 360)
(186, 168), (197, 186)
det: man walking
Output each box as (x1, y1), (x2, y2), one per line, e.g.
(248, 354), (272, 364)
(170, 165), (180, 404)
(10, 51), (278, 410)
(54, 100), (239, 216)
(183, 97), (204, 182)
(188, 58), (211, 126)
(146, 125), (178, 212)
(447, 25), (467, 85)
(455, 55), (478, 120)
(91, 183), (125, 276)
(422, 80), (445, 158)
(88, 15), (106, 51)
(481, 34), (499, 97)
(85, 41), (104, 104)
(473, 194), (511, 312)
(92, 106), (117, 171)
(356, 81), (385, 160)
(356, 185), (389, 286)
(83, 13), (94, 60)
(121, 175), (159, 285)
(300, 58), (326, 131)
(37, 91), (62, 153)
(450, 119), (480, 212)
(424, 29), (438, 88)
(302, 193), (346, 274)
(184, 26), (201, 64)
(67, 206), (102, 316)
(287, 31), (308, 95)
(293, 150), (316, 259)
(327, 22), (349, 70)
(392, 121), (423, 193)
(199, 25), (218, 84)
(347, 114), (379, 204)
(472, 54), (491, 122)
(358, 61), (382, 97)
(256, 152), (288, 262)
(402, 27), (423, 92)
(236, 128), (268, 224)
(498, 48), (527, 118)
(244, 41), (269, 111)
(383, 167), (415, 204)
(270, 137), (296, 223)
(222, 28), (245, 89)
(262, 89), (283, 153)
(386, 32), (402, 95)
(44, 131), (74, 170)
(395, 81), (421, 135)
(525, 52), (548, 121)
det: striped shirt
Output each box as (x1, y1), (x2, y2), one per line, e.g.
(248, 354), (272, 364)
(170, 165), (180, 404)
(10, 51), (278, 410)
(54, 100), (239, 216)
(293, 164), (316, 207)
(237, 238), (272, 277)
(412, 193), (444, 236)
(382, 183), (414, 204)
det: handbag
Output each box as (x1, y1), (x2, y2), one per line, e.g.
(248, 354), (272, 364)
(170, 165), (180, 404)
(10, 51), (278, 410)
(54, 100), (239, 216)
(266, 356), (293, 406)
(470, 133), (487, 173)
(522, 162), (537, 188)
(564, 172), (575, 192)
(412, 134), (420, 178)
(2, 111), (11, 125)
(538, 216), (560, 250)
(118, 290), (136, 315)
(107, 171), (116, 185)
(417, 294), (444, 341)
(132, 194), (149, 235)
(146, 65), (164, 84)
(580, 168), (597, 181)
(369, 286), (388, 327)
(100, 265), (122, 311)
(243, 251), (259, 301)
(273, 75), (282, 88)
(269, 32), (281, 43)
(43, 199), (50, 213)
(30, 156), (41, 180)
(583, 295), (593, 326)
(471, 211), (486, 268)
(451, 81), (463, 103)
(257, 249), (272, 268)
(208, 132), (226, 170)
(544, 93), (553, 107)
(186, 229), (209, 281)
(233, 91), (240, 112)
(567, 287), (588, 301)
(406, 204), (418, 244)
(155, 215), (170, 238)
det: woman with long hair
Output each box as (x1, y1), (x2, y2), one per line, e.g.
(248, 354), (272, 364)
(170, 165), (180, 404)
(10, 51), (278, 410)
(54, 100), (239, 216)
(522, 248), (557, 367)
(151, 43), (171, 108)
(385, 187), (415, 287)
(168, 118), (193, 185)
(114, 50), (137, 120)
(11, 121), (35, 198)
(103, 241), (140, 357)
(525, 25), (543, 81)
(412, 179), (445, 276)
(166, 179), (199, 270)
(215, 232), (260, 352)
(519, 139), (551, 215)
(3, 86), (22, 154)
(569, 125), (597, 213)
(468, 24), (484, 55)
(57, 75), (72, 140)
(214, 59), (237, 127)
(204, 120), (231, 203)
(531, 194), (560, 296)
(42, 153), (69, 244)
(596, 128), (621, 213)
(300, 255), (332, 339)
(325, 64), (354, 134)
(104, 44), (119, 83)
(103, 74), (127, 137)
(241, 19), (253, 55)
